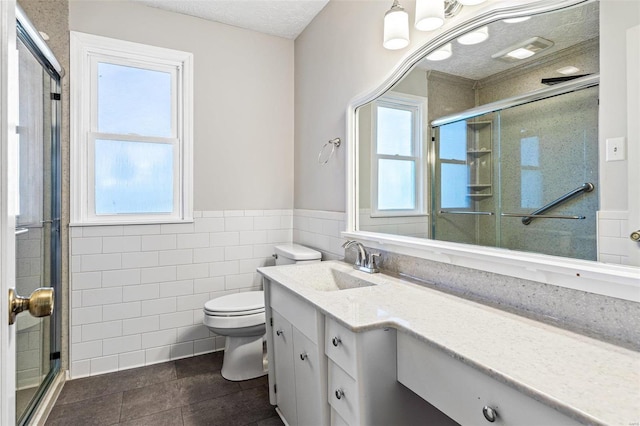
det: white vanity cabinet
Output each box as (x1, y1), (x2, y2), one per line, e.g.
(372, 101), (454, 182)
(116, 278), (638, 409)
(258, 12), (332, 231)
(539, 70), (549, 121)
(266, 280), (329, 426)
(325, 318), (456, 426)
(397, 332), (582, 426)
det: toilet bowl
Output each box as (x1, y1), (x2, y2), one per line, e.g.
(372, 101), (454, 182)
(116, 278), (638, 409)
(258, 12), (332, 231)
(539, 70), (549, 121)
(203, 244), (321, 381)
(203, 291), (267, 381)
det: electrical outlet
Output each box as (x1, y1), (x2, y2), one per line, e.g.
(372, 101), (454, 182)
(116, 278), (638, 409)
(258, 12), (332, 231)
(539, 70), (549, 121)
(606, 137), (626, 162)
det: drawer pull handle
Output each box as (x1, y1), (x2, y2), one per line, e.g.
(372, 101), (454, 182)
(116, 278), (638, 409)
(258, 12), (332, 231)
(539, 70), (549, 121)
(482, 406), (498, 422)
(332, 337), (342, 347)
(335, 388), (345, 400)
(300, 352), (308, 361)
(276, 329), (284, 336)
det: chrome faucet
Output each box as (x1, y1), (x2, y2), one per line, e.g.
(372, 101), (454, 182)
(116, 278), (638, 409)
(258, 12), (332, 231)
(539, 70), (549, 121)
(342, 240), (380, 273)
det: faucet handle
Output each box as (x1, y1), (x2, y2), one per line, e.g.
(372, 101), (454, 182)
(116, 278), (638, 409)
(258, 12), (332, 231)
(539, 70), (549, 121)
(366, 252), (381, 270)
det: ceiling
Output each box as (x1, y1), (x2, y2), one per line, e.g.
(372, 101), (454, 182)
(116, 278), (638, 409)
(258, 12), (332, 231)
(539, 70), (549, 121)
(417, 1), (599, 81)
(131, 0), (330, 39)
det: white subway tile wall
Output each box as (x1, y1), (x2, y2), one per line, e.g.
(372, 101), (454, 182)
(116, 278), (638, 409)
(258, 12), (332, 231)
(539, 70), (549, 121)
(70, 209), (346, 378)
(597, 210), (630, 265)
(292, 209), (346, 259)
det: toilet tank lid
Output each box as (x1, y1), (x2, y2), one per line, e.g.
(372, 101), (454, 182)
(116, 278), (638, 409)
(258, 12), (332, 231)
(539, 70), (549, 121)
(274, 243), (321, 261)
(205, 291), (265, 313)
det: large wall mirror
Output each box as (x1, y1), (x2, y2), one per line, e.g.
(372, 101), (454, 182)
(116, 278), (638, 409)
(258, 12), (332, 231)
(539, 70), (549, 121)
(347, 0), (639, 301)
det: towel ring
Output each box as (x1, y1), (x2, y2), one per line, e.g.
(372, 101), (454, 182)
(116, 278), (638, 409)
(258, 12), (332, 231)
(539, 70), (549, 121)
(318, 138), (341, 165)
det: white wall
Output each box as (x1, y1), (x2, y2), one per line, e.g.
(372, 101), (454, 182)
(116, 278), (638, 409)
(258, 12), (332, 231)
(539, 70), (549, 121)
(599, 0), (639, 211)
(69, 1), (294, 211)
(69, 210), (292, 377)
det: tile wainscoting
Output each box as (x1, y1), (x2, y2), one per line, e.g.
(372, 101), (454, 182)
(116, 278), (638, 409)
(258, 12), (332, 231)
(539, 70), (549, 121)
(69, 209), (346, 378)
(597, 210), (630, 265)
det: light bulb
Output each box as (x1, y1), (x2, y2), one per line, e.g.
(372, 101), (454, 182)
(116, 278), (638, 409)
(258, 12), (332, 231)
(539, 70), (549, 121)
(457, 26), (489, 45)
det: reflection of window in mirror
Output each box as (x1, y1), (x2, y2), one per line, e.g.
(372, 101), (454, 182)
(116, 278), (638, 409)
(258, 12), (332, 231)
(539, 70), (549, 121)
(438, 121), (470, 209)
(371, 92), (426, 217)
(520, 136), (542, 209)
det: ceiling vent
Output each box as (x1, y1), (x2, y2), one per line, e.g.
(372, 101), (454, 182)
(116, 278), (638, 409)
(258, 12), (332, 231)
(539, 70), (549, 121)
(492, 36), (554, 62)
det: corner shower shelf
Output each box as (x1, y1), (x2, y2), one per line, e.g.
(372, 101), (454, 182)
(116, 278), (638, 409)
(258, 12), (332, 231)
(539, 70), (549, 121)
(467, 120), (493, 199)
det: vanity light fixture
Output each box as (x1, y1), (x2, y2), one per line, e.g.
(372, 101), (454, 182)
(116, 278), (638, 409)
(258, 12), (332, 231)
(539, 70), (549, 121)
(383, 0), (410, 50)
(503, 16), (531, 23)
(457, 26), (489, 45)
(426, 43), (453, 61)
(557, 65), (580, 75)
(492, 36), (554, 62)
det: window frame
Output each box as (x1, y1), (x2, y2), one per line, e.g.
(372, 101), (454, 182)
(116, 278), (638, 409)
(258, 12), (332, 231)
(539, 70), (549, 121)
(70, 31), (193, 225)
(370, 92), (427, 217)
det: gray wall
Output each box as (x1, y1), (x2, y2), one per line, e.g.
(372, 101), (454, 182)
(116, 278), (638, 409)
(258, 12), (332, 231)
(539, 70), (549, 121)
(69, 0), (295, 212)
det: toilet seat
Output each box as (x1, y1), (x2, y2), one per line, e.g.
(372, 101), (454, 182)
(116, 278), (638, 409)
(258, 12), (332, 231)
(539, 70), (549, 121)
(204, 291), (264, 317)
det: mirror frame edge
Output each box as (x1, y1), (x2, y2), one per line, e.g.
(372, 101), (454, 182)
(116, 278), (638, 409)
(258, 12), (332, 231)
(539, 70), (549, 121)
(344, 0), (640, 303)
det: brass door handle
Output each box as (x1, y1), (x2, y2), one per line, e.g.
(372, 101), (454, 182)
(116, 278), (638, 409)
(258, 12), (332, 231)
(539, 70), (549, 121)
(631, 230), (640, 242)
(8, 287), (54, 325)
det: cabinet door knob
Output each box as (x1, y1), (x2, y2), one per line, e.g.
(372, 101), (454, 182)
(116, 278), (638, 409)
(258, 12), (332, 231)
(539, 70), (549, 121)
(482, 406), (498, 422)
(335, 388), (345, 400)
(276, 329), (284, 336)
(332, 337), (341, 347)
(631, 230), (640, 242)
(300, 352), (308, 361)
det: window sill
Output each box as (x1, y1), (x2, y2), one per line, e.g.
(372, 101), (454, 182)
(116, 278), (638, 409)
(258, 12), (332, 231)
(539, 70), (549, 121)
(69, 218), (194, 227)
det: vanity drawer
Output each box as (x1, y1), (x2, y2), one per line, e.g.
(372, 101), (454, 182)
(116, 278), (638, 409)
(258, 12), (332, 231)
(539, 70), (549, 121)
(270, 283), (318, 344)
(397, 333), (580, 426)
(328, 361), (359, 425)
(325, 318), (357, 377)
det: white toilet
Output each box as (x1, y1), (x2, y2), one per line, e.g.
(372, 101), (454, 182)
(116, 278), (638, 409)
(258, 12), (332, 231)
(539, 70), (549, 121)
(203, 243), (321, 381)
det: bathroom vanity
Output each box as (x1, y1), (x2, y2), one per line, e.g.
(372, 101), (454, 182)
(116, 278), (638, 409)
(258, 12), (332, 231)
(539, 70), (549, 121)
(259, 261), (640, 426)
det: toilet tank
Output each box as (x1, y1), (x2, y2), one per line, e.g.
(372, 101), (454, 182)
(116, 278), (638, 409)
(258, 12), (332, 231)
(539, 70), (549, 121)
(274, 243), (321, 265)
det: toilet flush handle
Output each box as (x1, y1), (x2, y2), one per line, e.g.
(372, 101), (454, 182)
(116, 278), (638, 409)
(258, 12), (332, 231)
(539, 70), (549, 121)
(276, 329), (284, 337)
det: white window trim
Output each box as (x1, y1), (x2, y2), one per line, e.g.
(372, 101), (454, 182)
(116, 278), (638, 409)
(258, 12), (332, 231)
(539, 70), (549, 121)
(370, 91), (427, 218)
(70, 31), (193, 225)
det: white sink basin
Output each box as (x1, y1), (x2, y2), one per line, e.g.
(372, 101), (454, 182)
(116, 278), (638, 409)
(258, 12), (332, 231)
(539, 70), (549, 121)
(326, 269), (376, 291)
(272, 262), (378, 292)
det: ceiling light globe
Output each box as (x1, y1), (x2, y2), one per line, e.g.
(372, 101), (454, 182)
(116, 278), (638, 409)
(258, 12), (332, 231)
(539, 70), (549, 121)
(426, 43), (452, 61)
(503, 16), (531, 24)
(457, 26), (489, 45)
(415, 0), (444, 31)
(383, 7), (410, 50)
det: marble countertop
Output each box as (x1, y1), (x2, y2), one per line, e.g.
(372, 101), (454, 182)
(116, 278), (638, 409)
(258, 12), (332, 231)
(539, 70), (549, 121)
(258, 260), (640, 426)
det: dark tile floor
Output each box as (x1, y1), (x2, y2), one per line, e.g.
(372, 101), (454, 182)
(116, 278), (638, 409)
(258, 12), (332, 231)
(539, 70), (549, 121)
(45, 352), (284, 426)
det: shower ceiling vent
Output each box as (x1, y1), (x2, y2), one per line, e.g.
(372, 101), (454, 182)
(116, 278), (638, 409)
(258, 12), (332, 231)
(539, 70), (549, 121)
(492, 37), (554, 62)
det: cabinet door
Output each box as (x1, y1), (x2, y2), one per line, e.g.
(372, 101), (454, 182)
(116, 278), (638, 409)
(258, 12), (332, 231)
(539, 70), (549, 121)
(272, 310), (297, 425)
(293, 327), (324, 426)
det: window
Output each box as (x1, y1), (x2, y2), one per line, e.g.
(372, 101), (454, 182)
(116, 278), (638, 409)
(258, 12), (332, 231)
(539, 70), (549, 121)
(70, 32), (193, 224)
(371, 93), (426, 217)
(438, 120), (470, 209)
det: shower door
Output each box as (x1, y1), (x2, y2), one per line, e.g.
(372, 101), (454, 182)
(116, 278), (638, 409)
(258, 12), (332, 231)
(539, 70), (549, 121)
(13, 23), (62, 426)
(497, 87), (599, 260)
(433, 85), (599, 261)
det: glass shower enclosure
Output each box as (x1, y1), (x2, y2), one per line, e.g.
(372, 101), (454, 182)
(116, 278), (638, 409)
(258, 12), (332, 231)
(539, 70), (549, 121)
(433, 82), (599, 261)
(15, 6), (62, 425)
